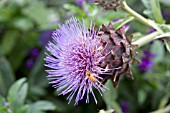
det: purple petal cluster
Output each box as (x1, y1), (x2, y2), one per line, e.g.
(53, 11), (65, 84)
(39, 30), (53, 47)
(120, 102), (128, 113)
(75, 0), (89, 15)
(113, 18), (121, 22)
(75, 0), (85, 8)
(4, 102), (10, 109)
(4, 102), (12, 113)
(113, 18), (130, 31)
(162, 9), (170, 21)
(138, 50), (156, 73)
(147, 28), (156, 34)
(45, 17), (107, 105)
(26, 48), (40, 68)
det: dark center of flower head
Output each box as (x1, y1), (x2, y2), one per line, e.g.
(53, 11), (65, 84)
(45, 17), (108, 105)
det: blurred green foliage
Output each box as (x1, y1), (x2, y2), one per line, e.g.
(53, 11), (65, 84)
(0, 0), (170, 113)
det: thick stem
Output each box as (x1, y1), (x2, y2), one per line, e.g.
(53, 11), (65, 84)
(132, 32), (160, 47)
(150, 104), (170, 113)
(121, 1), (163, 34)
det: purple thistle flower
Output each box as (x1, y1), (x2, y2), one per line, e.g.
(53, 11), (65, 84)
(147, 28), (156, 34)
(29, 48), (40, 58)
(113, 18), (130, 31)
(26, 58), (34, 68)
(138, 50), (156, 73)
(25, 48), (40, 68)
(39, 30), (53, 47)
(113, 18), (122, 22)
(75, 0), (85, 8)
(162, 9), (170, 21)
(4, 102), (12, 113)
(4, 102), (10, 108)
(120, 102), (128, 113)
(45, 17), (107, 105)
(75, 0), (90, 15)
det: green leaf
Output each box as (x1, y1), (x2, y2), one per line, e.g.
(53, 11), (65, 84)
(142, 0), (154, 19)
(160, 25), (170, 32)
(0, 95), (8, 112)
(16, 105), (29, 113)
(83, 2), (98, 17)
(138, 89), (147, 106)
(95, 11), (128, 26)
(0, 95), (5, 107)
(63, 4), (86, 17)
(8, 37), (30, 70)
(150, 0), (164, 24)
(11, 17), (34, 31)
(113, 16), (134, 30)
(151, 40), (165, 63)
(150, 104), (170, 113)
(151, 90), (165, 109)
(160, 0), (170, 6)
(27, 101), (56, 113)
(8, 0), (28, 7)
(29, 85), (46, 97)
(154, 32), (170, 53)
(29, 49), (45, 84)
(103, 80), (122, 113)
(159, 96), (169, 109)
(28, 50), (48, 98)
(0, 7), (12, 22)
(163, 39), (170, 53)
(7, 78), (28, 112)
(0, 107), (7, 113)
(22, 1), (51, 28)
(142, 0), (164, 23)
(0, 52), (15, 96)
(0, 30), (19, 55)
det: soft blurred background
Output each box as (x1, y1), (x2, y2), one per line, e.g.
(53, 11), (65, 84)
(0, 0), (170, 113)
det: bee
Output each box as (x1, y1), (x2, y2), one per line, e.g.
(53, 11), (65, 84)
(86, 70), (108, 90)
(86, 70), (97, 82)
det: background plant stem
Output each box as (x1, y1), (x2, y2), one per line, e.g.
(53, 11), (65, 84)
(121, 1), (163, 33)
(132, 32), (160, 47)
(120, 0), (166, 47)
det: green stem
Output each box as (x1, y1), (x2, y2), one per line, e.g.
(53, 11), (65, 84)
(155, 32), (170, 39)
(121, 1), (163, 34)
(132, 32), (160, 47)
(119, 0), (167, 48)
(150, 104), (170, 113)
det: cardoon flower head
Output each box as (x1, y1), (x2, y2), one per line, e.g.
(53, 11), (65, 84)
(45, 17), (137, 105)
(95, 0), (123, 10)
(45, 17), (108, 105)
